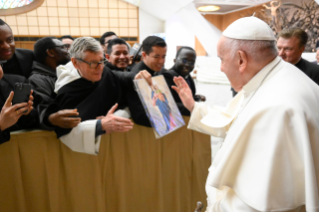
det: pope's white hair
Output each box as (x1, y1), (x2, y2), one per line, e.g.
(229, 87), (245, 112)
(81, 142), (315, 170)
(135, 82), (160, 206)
(223, 37), (278, 61)
(69, 37), (102, 59)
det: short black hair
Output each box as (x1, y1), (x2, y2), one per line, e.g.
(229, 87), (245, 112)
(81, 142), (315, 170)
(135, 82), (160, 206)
(34, 37), (56, 64)
(100, 31), (117, 45)
(142, 36), (166, 55)
(106, 38), (129, 54)
(175, 46), (196, 58)
(59, 35), (74, 41)
(0, 19), (11, 30)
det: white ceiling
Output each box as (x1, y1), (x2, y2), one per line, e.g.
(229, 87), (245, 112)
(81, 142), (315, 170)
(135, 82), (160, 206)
(194, 0), (271, 14)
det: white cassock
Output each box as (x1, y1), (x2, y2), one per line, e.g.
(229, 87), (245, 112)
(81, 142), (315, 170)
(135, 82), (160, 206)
(188, 57), (319, 212)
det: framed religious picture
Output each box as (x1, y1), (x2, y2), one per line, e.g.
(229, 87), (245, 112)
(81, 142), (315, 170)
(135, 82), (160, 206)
(134, 75), (185, 138)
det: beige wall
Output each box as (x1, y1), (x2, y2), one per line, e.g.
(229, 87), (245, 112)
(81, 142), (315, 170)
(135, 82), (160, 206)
(0, 0), (139, 38)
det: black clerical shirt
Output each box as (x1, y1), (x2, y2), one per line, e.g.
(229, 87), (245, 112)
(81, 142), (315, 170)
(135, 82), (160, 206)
(46, 68), (123, 138)
(126, 61), (165, 127)
(295, 58), (319, 85)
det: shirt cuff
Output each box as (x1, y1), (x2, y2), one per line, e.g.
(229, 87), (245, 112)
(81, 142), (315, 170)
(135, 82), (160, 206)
(95, 119), (105, 137)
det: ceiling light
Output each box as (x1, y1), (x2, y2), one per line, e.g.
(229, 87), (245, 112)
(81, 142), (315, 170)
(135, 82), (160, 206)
(197, 5), (220, 12)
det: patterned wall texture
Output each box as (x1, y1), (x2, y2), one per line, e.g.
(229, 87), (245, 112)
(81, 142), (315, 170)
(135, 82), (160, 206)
(0, 0), (139, 37)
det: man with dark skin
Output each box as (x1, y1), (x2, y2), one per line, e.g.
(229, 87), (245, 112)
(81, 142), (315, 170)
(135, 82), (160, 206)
(29, 37), (80, 130)
(162, 47), (206, 116)
(29, 37), (70, 104)
(0, 19), (38, 143)
(105, 38), (130, 72)
(0, 19), (34, 78)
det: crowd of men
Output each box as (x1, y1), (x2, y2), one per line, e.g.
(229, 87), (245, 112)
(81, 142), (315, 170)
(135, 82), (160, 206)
(0, 18), (205, 147)
(0, 15), (318, 212)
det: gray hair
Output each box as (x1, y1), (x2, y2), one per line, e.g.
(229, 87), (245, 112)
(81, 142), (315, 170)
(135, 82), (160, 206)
(69, 37), (102, 59)
(223, 37), (278, 61)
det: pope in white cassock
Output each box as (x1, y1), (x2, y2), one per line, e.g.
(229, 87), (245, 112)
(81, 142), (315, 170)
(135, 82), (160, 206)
(172, 17), (319, 212)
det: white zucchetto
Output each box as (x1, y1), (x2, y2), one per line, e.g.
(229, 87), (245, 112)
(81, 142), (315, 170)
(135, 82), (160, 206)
(222, 16), (276, 41)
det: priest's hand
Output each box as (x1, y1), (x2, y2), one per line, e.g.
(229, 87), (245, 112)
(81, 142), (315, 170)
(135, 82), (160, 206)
(172, 76), (195, 112)
(134, 70), (152, 86)
(0, 91), (31, 131)
(48, 109), (81, 128)
(102, 103), (134, 133)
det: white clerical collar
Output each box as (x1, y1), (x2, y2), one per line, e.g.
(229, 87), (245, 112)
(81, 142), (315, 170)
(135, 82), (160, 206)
(242, 57), (281, 95)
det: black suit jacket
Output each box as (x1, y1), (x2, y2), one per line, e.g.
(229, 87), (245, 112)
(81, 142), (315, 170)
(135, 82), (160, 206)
(161, 69), (196, 116)
(125, 61), (167, 127)
(295, 58), (319, 85)
(3, 48), (35, 78)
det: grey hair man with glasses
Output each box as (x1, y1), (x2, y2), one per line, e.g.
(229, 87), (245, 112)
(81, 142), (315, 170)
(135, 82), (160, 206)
(43, 37), (151, 155)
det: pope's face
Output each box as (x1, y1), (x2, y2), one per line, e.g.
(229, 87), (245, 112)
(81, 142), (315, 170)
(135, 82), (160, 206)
(73, 50), (104, 82)
(316, 49), (319, 63)
(217, 36), (242, 92)
(277, 36), (304, 65)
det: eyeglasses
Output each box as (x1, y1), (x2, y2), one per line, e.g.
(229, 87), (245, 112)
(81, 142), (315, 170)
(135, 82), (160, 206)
(55, 44), (70, 50)
(76, 58), (106, 69)
(180, 58), (195, 65)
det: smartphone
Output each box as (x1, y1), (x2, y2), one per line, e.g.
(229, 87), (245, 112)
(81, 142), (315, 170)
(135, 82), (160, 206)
(12, 83), (31, 105)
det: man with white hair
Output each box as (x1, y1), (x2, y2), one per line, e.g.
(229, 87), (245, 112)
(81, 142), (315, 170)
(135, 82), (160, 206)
(173, 17), (319, 211)
(44, 37), (150, 155)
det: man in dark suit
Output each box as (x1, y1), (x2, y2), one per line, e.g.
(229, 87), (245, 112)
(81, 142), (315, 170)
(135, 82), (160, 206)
(312, 48), (319, 65)
(162, 47), (205, 116)
(0, 19), (34, 78)
(277, 27), (319, 85)
(126, 36), (167, 126)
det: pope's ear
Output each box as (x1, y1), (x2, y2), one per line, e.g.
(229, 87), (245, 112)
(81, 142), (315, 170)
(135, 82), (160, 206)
(237, 50), (248, 73)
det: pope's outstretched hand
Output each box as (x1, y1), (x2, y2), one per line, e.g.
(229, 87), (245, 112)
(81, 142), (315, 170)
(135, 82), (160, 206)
(172, 76), (195, 112)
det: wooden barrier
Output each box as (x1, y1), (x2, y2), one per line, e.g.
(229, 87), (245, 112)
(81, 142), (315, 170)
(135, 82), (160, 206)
(0, 117), (211, 212)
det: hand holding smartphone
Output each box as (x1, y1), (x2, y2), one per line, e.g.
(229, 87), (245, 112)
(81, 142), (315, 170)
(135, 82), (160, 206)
(12, 83), (31, 105)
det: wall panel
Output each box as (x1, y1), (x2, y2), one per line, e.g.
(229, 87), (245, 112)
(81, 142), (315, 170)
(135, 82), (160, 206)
(0, 0), (139, 40)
